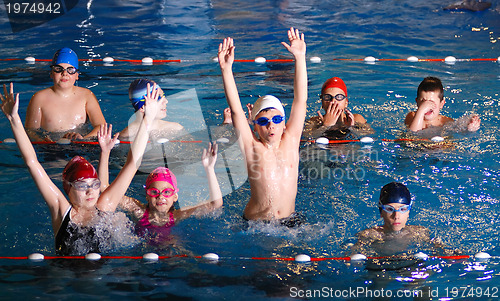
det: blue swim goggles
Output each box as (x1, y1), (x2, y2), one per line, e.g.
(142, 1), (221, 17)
(378, 201), (412, 214)
(253, 115), (285, 126)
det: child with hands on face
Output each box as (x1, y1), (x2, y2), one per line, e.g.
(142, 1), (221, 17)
(303, 77), (371, 139)
(405, 76), (480, 132)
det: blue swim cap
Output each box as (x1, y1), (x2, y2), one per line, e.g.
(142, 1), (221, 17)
(379, 182), (411, 205)
(129, 79), (159, 111)
(52, 47), (78, 69)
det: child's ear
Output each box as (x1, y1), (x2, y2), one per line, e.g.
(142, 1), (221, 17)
(439, 98), (446, 109)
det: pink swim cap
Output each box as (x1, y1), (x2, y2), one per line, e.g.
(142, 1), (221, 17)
(62, 156), (98, 195)
(321, 77), (348, 97)
(145, 167), (179, 193)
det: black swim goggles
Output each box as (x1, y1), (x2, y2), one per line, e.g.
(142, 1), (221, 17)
(51, 64), (78, 75)
(69, 179), (101, 191)
(378, 201), (412, 214)
(253, 115), (285, 126)
(320, 93), (347, 102)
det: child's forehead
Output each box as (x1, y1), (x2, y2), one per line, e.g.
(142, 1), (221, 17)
(149, 180), (174, 189)
(323, 86), (346, 95)
(418, 90), (441, 99)
(256, 108), (283, 117)
(55, 62), (75, 68)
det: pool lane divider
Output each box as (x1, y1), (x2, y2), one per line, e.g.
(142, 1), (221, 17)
(301, 136), (446, 145)
(1, 138), (203, 145)
(0, 252), (489, 263)
(1, 136), (444, 146)
(4, 56), (500, 65)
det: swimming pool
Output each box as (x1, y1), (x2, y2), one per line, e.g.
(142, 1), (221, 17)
(0, 0), (499, 299)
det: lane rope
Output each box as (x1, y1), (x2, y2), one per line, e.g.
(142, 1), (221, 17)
(0, 56), (497, 65)
(0, 252), (489, 263)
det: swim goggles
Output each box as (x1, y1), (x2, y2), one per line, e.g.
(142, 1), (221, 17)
(378, 201), (412, 214)
(253, 115), (285, 126)
(320, 93), (347, 102)
(69, 179), (101, 191)
(51, 65), (78, 75)
(146, 187), (176, 198)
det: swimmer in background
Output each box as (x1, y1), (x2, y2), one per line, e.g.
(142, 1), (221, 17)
(99, 135), (222, 245)
(1, 82), (159, 255)
(405, 76), (480, 132)
(218, 27), (307, 224)
(25, 47), (106, 141)
(303, 77), (372, 139)
(351, 182), (458, 257)
(119, 79), (186, 141)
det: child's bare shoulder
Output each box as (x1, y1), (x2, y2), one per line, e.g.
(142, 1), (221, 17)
(31, 87), (54, 102)
(353, 113), (366, 124)
(358, 226), (381, 238)
(404, 111), (416, 124)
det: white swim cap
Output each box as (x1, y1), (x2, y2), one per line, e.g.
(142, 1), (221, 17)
(251, 95), (285, 120)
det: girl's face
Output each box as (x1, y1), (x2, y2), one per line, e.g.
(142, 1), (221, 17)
(68, 178), (101, 209)
(146, 180), (178, 213)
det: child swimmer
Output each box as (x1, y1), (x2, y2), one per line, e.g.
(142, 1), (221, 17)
(119, 79), (186, 141)
(218, 28), (307, 225)
(99, 135), (223, 245)
(405, 76), (480, 132)
(351, 182), (458, 257)
(1, 82), (159, 255)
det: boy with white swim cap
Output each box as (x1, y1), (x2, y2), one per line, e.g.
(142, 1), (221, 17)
(218, 28), (307, 224)
(119, 78), (185, 141)
(25, 47), (106, 141)
(405, 76), (480, 132)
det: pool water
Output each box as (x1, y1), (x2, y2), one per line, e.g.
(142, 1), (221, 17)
(0, 0), (499, 299)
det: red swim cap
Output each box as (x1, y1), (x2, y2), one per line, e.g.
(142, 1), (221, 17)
(321, 77), (348, 97)
(62, 156), (98, 195)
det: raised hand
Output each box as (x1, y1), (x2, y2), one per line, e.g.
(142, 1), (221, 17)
(281, 27), (306, 58)
(202, 142), (218, 170)
(143, 83), (160, 123)
(0, 83), (20, 120)
(218, 37), (235, 71)
(98, 123), (119, 154)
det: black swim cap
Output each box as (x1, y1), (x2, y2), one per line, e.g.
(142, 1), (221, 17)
(379, 182), (411, 205)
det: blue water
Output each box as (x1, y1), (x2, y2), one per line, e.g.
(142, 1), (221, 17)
(0, 0), (499, 299)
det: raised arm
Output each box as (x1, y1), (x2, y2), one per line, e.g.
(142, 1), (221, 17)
(218, 38), (253, 144)
(0, 83), (69, 230)
(176, 142), (223, 219)
(97, 83), (159, 212)
(280, 28), (307, 140)
(97, 123), (119, 191)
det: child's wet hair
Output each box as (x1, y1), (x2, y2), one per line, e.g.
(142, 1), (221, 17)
(417, 76), (444, 101)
